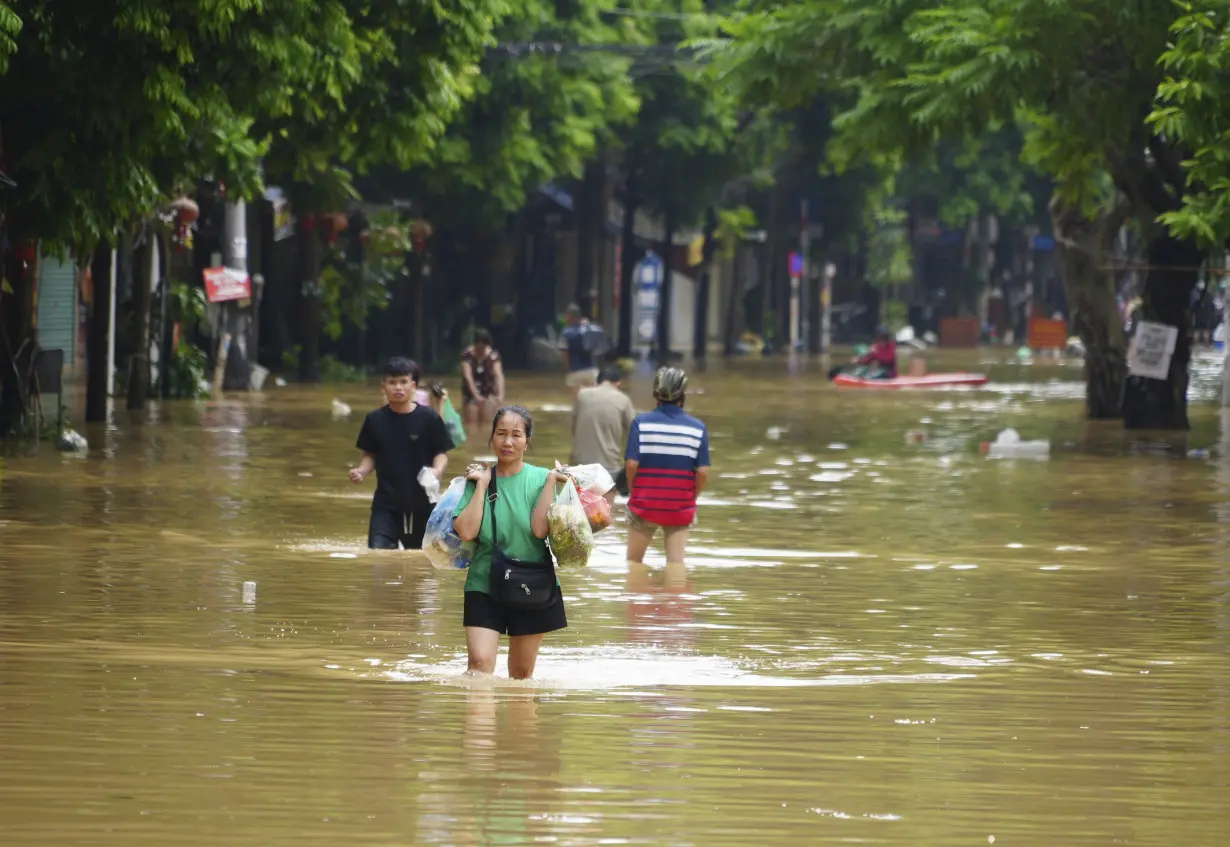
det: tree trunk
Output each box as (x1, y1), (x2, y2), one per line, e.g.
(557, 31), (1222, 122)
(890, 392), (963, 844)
(126, 233), (154, 410)
(575, 159), (606, 317)
(758, 190), (776, 342)
(409, 247), (430, 364)
(158, 230), (174, 399)
(298, 218), (323, 382)
(0, 249), (36, 437)
(693, 207), (718, 359)
(1122, 232), (1203, 430)
(774, 190), (792, 348)
(808, 253), (823, 355)
(248, 196), (266, 370)
(617, 179), (639, 358)
(722, 242), (749, 355)
(86, 244), (113, 423)
(1051, 198), (1127, 420)
(656, 208), (676, 360)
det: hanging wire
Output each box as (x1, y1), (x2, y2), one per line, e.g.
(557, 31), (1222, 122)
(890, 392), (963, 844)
(596, 8), (715, 20)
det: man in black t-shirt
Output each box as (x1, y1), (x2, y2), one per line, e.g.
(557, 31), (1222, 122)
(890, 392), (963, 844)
(350, 357), (455, 549)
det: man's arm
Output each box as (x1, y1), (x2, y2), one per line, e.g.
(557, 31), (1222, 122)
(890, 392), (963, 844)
(623, 418), (640, 488)
(694, 465), (710, 497)
(693, 425), (711, 495)
(350, 452), (376, 483)
(431, 451), (448, 479)
(352, 415), (378, 482)
(624, 459), (640, 490)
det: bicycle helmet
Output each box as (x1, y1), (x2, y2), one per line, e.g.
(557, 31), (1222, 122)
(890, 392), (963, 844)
(653, 367), (688, 403)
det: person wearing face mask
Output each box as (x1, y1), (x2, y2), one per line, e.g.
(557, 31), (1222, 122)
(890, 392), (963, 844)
(453, 405), (568, 680)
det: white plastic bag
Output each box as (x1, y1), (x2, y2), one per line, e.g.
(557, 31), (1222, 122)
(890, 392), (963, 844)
(418, 467), (441, 503)
(547, 481), (594, 569)
(421, 477), (473, 570)
(557, 462), (616, 496)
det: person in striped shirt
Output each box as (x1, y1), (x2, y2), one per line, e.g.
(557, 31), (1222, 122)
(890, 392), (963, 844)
(623, 367), (711, 567)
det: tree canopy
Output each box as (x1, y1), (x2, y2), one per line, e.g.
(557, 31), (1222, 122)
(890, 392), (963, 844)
(1148, 0), (1230, 248)
(712, 0), (1189, 221)
(0, 0), (503, 249)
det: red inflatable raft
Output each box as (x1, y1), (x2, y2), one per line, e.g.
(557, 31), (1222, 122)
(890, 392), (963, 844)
(833, 372), (988, 389)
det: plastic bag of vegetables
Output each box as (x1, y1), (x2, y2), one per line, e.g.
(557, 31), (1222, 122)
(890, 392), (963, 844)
(547, 481), (594, 568)
(576, 485), (612, 533)
(420, 477), (473, 570)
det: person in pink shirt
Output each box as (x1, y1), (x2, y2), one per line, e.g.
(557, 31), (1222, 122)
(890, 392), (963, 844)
(856, 328), (898, 378)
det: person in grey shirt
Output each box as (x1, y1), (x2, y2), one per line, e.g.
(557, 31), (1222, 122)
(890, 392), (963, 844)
(571, 366), (636, 498)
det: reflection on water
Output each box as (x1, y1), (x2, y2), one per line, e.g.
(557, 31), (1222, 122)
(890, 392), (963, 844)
(2, 357), (1230, 846)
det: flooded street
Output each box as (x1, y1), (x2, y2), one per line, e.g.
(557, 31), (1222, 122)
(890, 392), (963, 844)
(2, 354), (1229, 846)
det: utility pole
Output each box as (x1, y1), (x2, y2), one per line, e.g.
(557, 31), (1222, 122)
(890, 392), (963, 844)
(106, 246), (117, 410)
(1223, 252), (1230, 408)
(799, 200), (810, 353)
(212, 198), (248, 397)
(821, 261), (835, 354)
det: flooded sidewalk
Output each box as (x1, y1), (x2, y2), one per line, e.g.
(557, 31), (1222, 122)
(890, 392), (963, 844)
(2, 358), (1229, 847)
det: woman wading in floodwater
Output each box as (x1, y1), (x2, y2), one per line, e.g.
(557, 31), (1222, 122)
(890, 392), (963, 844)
(453, 406), (566, 679)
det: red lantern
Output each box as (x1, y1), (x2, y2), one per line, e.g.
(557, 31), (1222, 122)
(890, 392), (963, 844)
(411, 219), (432, 255)
(13, 241), (36, 262)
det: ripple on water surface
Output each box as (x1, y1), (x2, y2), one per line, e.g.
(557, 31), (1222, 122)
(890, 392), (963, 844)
(0, 364), (1228, 847)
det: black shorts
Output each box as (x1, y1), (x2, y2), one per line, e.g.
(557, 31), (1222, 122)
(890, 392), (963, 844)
(463, 590), (568, 637)
(368, 506), (431, 550)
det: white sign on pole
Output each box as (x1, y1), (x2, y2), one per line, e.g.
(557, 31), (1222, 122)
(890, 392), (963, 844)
(1128, 320), (1179, 380)
(632, 252), (664, 346)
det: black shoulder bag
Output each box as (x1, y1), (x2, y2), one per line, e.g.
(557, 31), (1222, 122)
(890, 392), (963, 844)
(486, 473), (558, 611)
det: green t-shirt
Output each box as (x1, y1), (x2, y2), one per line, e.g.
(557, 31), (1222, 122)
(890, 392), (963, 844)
(454, 463), (552, 595)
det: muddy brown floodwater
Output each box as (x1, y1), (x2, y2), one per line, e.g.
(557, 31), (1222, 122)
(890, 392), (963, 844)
(2, 351), (1229, 846)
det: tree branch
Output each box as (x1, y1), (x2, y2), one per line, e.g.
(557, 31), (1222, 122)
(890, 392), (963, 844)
(1147, 134), (1187, 199)
(1109, 147), (1179, 216)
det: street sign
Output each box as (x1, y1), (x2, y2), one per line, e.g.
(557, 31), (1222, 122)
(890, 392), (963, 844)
(788, 251), (803, 278)
(1027, 317), (1067, 351)
(633, 251), (664, 345)
(1128, 321), (1178, 380)
(203, 266), (252, 303)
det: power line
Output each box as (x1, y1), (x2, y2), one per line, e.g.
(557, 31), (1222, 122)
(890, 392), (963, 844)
(596, 8), (714, 20)
(489, 43), (703, 59)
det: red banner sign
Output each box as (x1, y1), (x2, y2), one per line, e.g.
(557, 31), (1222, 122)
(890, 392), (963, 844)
(203, 266), (251, 303)
(1027, 317), (1067, 351)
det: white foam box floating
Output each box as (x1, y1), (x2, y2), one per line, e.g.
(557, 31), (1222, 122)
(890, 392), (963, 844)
(242, 581), (257, 604)
(981, 428), (1050, 460)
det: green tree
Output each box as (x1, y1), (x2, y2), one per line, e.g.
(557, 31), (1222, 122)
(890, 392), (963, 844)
(1148, 2), (1230, 247)
(351, 0), (648, 363)
(0, 0), (503, 428)
(713, 0), (1201, 428)
(613, 0), (784, 358)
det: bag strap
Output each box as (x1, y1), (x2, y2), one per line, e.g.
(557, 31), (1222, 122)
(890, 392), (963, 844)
(486, 471), (501, 550)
